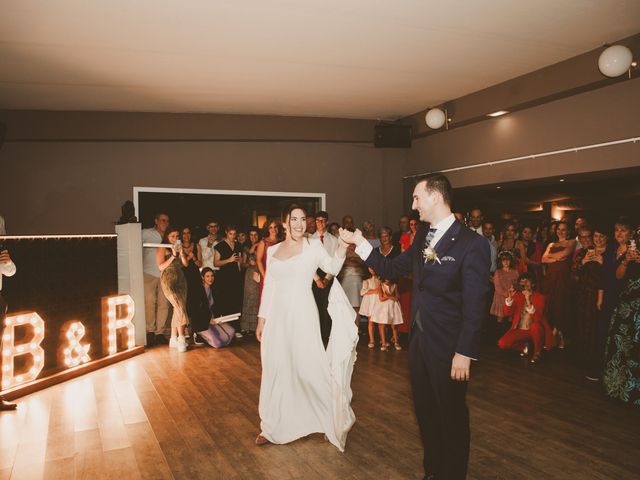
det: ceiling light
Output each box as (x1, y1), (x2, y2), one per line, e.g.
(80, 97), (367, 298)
(559, 179), (565, 182)
(496, 186), (501, 189)
(487, 110), (509, 118)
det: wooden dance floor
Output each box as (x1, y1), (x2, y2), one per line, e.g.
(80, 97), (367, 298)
(1, 336), (639, 480)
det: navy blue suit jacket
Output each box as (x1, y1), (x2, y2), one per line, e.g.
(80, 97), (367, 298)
(363, 221), (490, 364)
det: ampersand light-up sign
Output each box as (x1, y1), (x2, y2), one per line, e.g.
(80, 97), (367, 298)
(1, 312), (45, 390)
(62, 321), (91, 367)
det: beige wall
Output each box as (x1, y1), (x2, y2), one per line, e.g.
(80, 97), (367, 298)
(406, 78), (640, 189)
(0, 139), (404, 235)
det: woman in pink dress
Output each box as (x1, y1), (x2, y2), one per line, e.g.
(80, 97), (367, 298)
(256, 219), (282, 301)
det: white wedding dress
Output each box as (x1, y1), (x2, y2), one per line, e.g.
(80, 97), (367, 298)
(258, 238), (358, 452)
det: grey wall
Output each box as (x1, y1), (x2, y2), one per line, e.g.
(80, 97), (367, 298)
(0, 139), (403, 235)
(406, 78), (640, 189)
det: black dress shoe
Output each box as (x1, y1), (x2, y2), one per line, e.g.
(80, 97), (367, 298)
(0, 397), (17, 411)
(155, 334), (169, 345)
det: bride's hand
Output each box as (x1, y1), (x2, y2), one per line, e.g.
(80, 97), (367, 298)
(339, 228), (364, 246)
(256, 317), (265, 342)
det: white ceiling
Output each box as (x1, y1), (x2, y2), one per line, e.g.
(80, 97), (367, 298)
(0, 0), (638, 119)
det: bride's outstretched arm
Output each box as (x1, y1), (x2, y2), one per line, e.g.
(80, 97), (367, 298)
(315, 237), (347, 276)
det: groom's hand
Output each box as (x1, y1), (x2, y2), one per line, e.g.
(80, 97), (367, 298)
(451, 353), (471, 381)
(339, 228), (364, 246)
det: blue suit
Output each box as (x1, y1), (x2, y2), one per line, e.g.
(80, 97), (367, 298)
(363, 220), (490, 479)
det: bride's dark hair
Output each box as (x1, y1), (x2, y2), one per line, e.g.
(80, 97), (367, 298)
(282, 203), (307, 242)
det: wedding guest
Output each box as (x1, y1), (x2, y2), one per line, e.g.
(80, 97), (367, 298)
(400, 217), (418, 252)
(256, 219), (282, 301)
(498, 222), (526, 272)
(142, 212), (170, 345)
(360, 267), (382, 348)
(241, 227), (261, 335)
(521, 225), (543, 286)
(214, 225), (244, 338)
(194, 268), (235, 348)
(572, 226), (604, 379)
(392, 215), (410, 247)
(468, 208), (484, 235)
(542, 220), (576, 348)
(398, 218), (418, 336)
(603, 225), (640, 405)
(371, 279), (403, 351)
(338, 244), (367, 319)
(377, 227), (399, 261)
(0, 247), (17, 410)
(482, 221), (498, 274)
(197, 219), (220, 270)
(362, 220), (381, 249)
(237, 231), (248, 252)
(157, 226), (189, 352)
(587, 224), (610, 380)
(328, 222), (340, 237)
(342, 215), (355, 232)
(498, 272), (554, 363)
(311, 211), (340, 346)
(306, 213), (317, 235)
(181, 226), (204, 344)
(491, 252), (519, 324)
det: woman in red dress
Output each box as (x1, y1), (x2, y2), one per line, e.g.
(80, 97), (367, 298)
(397, 218), (418, 334)
(541, 220), (576, 348)
(256, 219), (282, 301)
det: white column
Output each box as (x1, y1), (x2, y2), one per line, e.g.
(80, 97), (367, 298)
(115, 223), (147, 346)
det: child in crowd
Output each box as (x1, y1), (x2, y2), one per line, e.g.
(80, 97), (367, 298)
(371, 279), (403, 351)
(360, 267), (381, 349)
(491, 252), (520, 324)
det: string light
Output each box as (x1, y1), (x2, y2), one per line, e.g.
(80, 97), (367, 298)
(1, 313), (45, 389)
(102, 295), (136, 355)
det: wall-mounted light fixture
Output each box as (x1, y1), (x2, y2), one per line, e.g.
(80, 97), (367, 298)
(598, 45), (636, 78)
(425, 108), (450, 130)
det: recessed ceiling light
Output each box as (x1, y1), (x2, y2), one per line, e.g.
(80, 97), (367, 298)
(487, 110), (509, 117)
(496, 186), (501, 189)
(559, 179), (565, 182)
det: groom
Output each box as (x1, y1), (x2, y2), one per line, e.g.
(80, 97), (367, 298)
(340, 173), (490, 480)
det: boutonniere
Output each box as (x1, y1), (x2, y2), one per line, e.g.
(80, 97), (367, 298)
(423, 247), (441, 264)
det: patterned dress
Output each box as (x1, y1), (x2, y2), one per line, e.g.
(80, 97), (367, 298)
(603, 262), (640, 405)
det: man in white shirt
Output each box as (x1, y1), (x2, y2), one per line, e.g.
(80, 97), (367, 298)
(0, 246), (17, 410)
(198, 220), (220, 271)
(142, 212), (170, 345)
(311, 211), (339, 346)
(468, 208), (484, 235)
(482, 221), (498, 274)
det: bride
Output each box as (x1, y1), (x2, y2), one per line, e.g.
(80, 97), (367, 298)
(255, 204), (358, 452)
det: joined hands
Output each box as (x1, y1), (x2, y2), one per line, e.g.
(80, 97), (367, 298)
(338, 228), (365, 247)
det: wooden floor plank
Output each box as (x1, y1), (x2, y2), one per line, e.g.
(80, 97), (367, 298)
(2, 333), (639, 479)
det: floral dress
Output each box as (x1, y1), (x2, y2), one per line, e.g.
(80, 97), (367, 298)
(603, 262), (640, 405)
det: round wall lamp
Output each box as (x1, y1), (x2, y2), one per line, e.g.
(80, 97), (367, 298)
(598, 45), (636, 78)
(425, 108), (448, 130)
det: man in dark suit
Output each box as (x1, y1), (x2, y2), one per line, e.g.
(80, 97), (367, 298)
(340, 173), (490, 480)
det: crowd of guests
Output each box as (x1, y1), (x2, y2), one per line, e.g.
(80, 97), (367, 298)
(141, 207), (640, 407)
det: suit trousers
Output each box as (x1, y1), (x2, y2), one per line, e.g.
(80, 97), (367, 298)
(410, 314), (470, 480)
(312, 278), (334, 347)
(143, 273), (170, 335)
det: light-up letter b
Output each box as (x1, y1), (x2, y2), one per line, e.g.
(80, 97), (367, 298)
(1, 312), (45, 390)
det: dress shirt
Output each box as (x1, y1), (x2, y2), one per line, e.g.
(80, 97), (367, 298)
(311, 230), (339, 280)
(469, 225), (483, 235)
(487, 237), (498, 273)
(0, 259), (16, 291)
(427, 213), (456, 250)
(141, 228), (162, 277)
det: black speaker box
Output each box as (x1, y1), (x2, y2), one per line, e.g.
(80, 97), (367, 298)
(374, 124), (412, 148)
